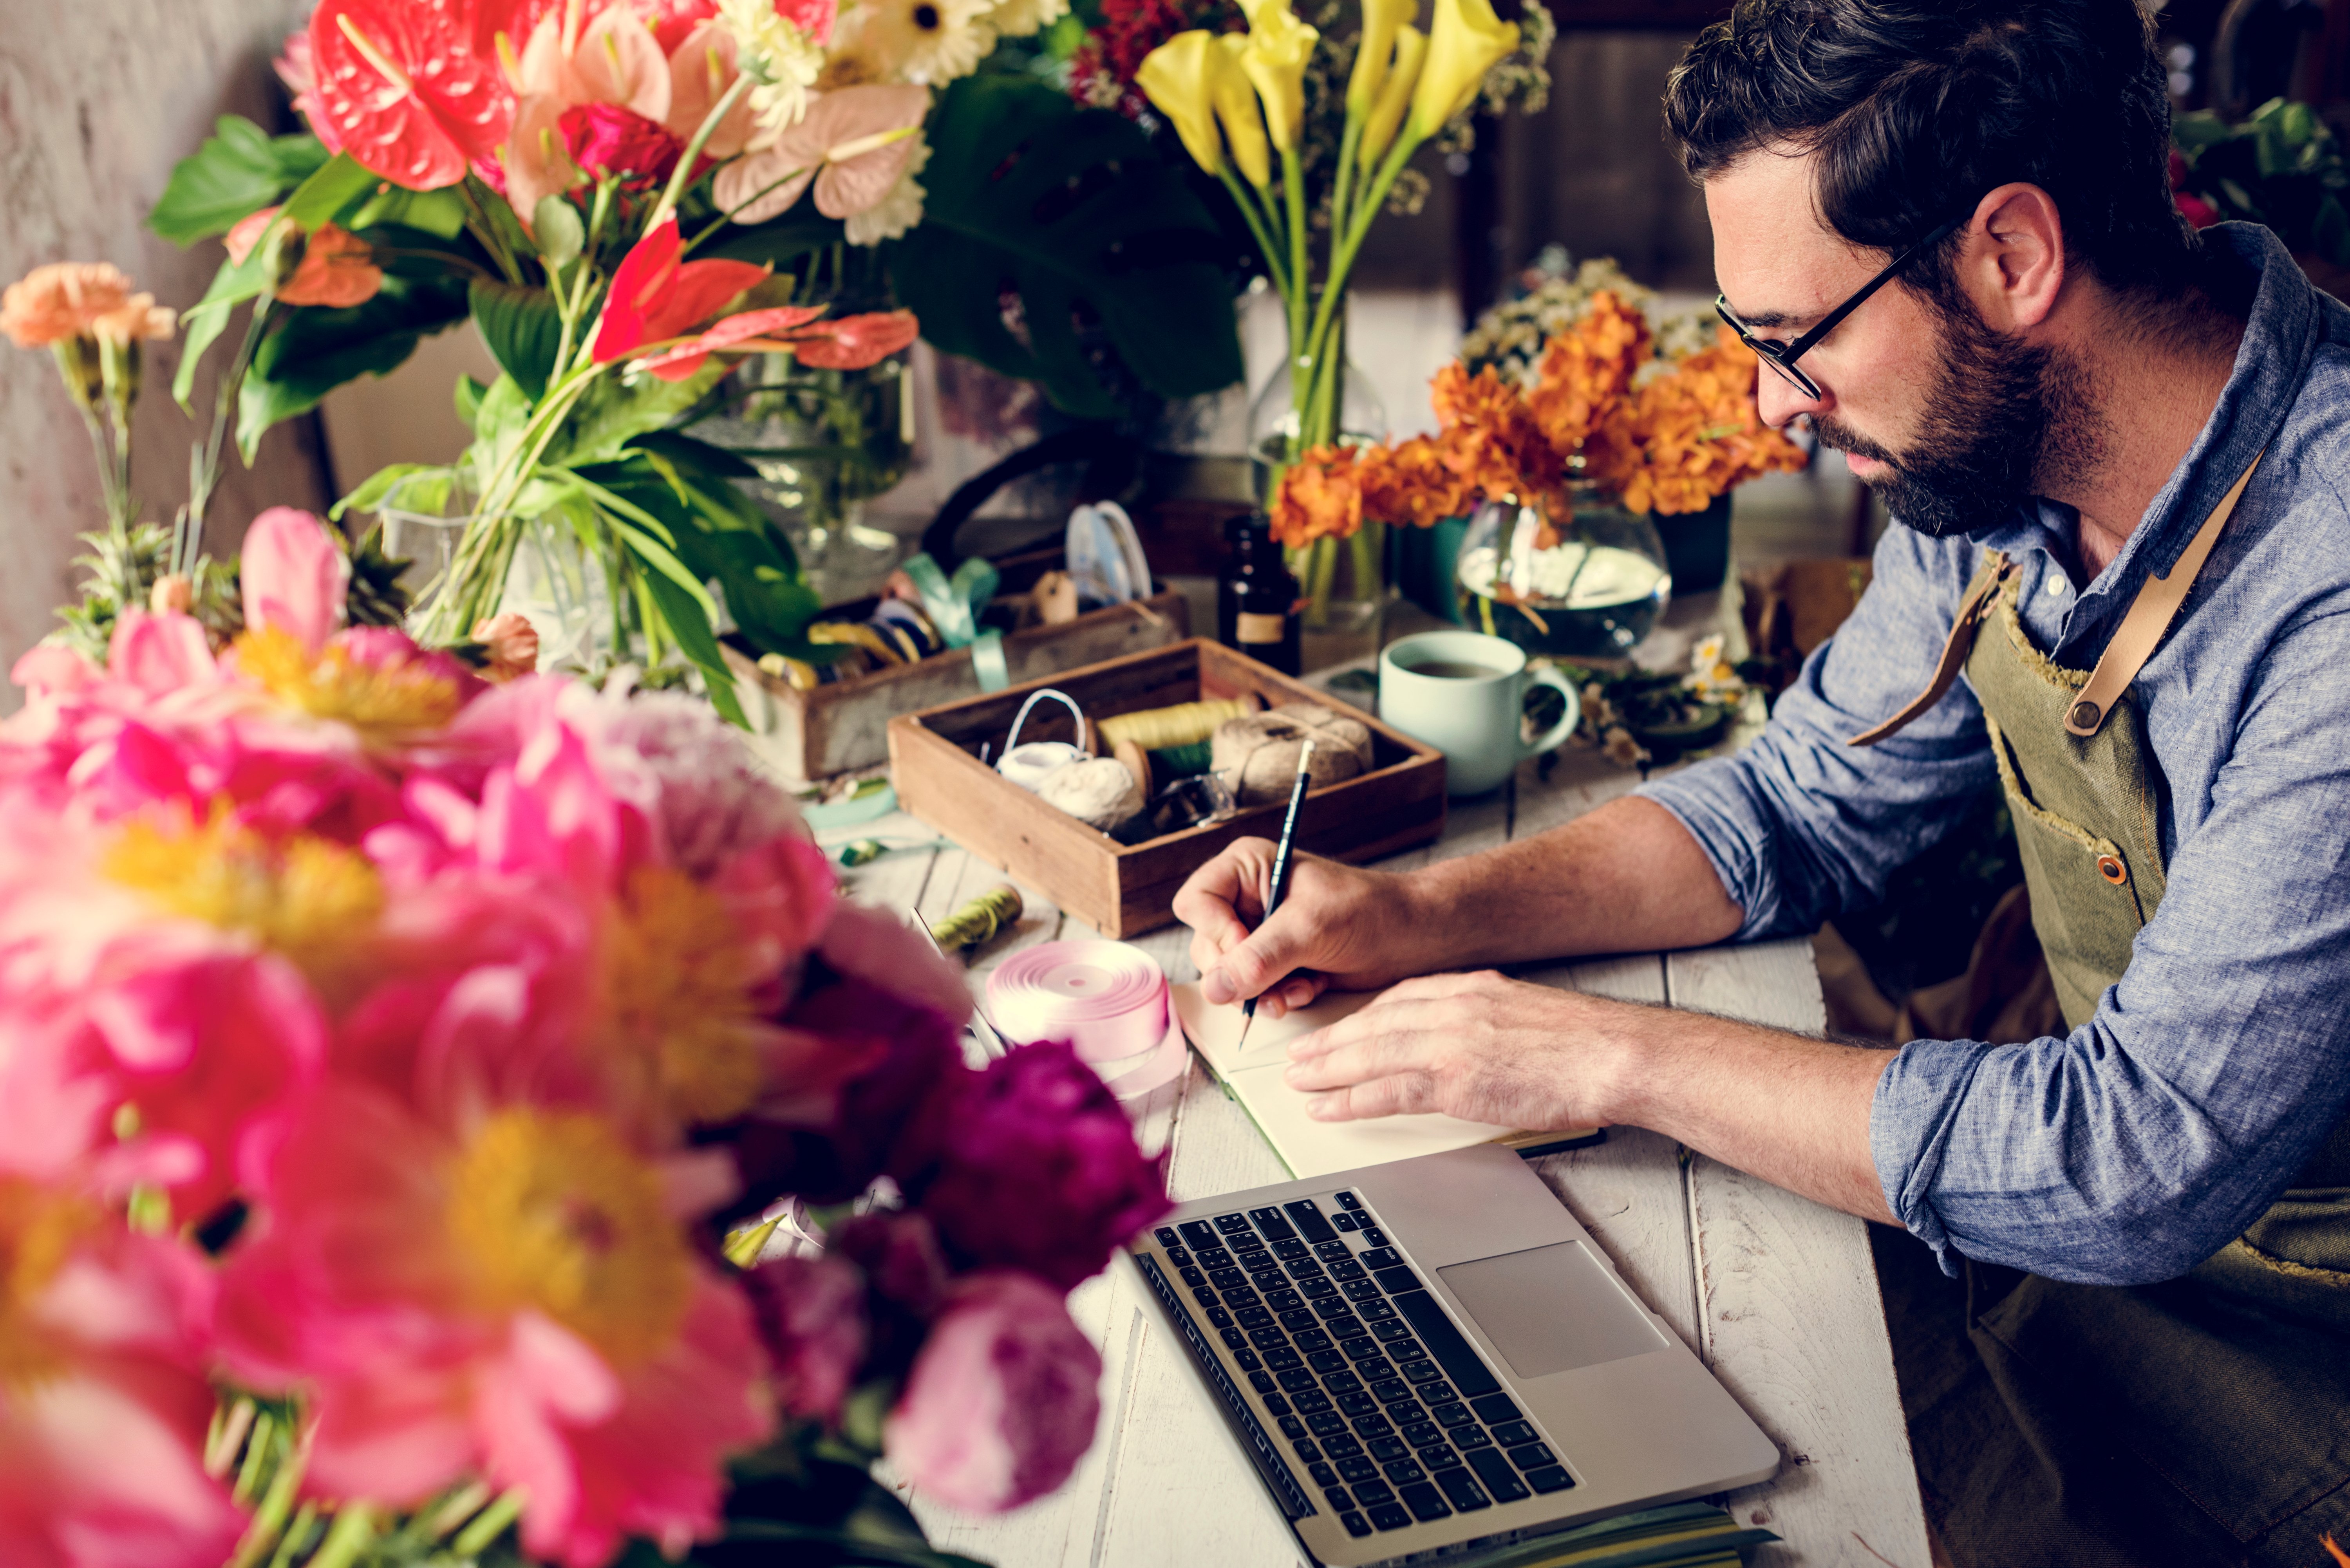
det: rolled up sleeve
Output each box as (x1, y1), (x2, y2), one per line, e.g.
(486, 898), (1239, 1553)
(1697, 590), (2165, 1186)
(1872, 609), (2350, 1284)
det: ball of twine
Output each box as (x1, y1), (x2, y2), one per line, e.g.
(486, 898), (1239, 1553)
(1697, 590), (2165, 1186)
(1037, 755), (1147, 831)
(1211, 704), (1374, 806)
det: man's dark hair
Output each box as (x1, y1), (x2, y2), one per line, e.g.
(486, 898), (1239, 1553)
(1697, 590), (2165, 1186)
(1663, 0), (2198, 305)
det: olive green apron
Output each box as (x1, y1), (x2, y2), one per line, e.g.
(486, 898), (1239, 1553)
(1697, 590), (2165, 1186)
(1855, 458), (2350, 1567)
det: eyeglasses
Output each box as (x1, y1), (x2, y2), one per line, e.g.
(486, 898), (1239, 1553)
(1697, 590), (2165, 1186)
(1714, 216), (1967, 401)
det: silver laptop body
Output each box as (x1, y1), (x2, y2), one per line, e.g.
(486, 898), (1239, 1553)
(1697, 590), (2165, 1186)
(1127, 1143), (1780, 1566)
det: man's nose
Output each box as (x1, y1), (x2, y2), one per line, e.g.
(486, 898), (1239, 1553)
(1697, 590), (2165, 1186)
(1755, 362), (1828, 430)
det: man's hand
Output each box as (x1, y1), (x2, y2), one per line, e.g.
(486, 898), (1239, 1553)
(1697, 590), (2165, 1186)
(1172, 840), (1428, 1019)
(1280, 970), (1634, 1129)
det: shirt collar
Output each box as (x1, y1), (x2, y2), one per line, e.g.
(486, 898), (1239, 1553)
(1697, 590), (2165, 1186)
(1970, 222), (2318, 635)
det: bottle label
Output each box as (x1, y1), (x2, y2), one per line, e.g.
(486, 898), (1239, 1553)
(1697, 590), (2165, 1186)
(1236, 612), (1287, 644)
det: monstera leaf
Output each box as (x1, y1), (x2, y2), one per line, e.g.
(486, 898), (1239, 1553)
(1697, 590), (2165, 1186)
(885, 75), (1242, 419)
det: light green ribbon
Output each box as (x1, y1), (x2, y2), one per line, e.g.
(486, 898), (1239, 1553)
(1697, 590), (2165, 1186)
(898, 552), (1008, 691)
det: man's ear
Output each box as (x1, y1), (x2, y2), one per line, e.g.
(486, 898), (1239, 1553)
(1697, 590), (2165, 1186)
(1958, 182), (2066, 332)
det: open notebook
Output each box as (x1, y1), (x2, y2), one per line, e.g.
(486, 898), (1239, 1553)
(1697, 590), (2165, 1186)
(1170, 981), (1603, 1179)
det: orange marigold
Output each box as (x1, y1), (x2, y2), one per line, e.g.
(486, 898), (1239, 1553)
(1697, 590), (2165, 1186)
(1269, 446), (1364, 548)
(1611, 326), (1804, 514)
(1358, 435), (1473, 530)
(1525, 289), (1652, 454)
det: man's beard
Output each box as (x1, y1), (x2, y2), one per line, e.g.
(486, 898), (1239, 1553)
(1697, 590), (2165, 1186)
(1813, 298), (2099, 540)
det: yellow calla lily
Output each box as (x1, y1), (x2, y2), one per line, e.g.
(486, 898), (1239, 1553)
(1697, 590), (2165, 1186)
(1235, 0), (1291, 25)
(1359, 24), (1426, 170)
(1211, 34), (1274, 188)
(1405, 0), (1517, 143)
(1135, 31), (1227, 177)
(1240, 5), (1319, 150)
(1347, 0), (1417, 117)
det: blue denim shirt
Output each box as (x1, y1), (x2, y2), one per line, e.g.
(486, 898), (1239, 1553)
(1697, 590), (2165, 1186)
(1638, 224), (2350, 1286)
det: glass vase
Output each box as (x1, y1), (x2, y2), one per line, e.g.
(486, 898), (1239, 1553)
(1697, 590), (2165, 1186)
(1454, 483), (1673, 659)
(694, 354), (915, 600)
(1246, 305), (1390, 634)
(380, 476), (612, 673)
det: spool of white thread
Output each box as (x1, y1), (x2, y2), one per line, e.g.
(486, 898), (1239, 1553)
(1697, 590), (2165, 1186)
(995, 688), (1089, 793)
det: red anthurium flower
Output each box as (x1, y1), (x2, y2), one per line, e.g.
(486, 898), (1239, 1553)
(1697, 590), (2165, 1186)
(631, 306), (920, 380)
(307, 0), (524, 190)
(590, 214), (772, 365)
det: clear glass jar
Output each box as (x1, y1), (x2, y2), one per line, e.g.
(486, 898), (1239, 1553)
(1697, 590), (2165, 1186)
(1454, 483), (1672, 658)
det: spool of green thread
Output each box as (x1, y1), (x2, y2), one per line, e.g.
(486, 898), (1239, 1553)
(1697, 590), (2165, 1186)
(838, 838), (888, 867)
(930, 883), (1023, 953)
(1149, 741), (1215, 779)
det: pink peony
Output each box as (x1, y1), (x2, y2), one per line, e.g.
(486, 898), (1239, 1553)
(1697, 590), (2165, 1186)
(900, 1040), (1170, 1290)
(884, 1272), (1101, 1513)
(742, 1252), (867, 1420)
(239, 508), (347, 654)
(216, 1086), (771, 1568)
(105, 611), (217, 697)
(10, 644), (99, 703)
(0, 1181), (246, 1568)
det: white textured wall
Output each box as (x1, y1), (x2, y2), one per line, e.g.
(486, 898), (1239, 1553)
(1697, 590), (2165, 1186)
(0, 0), (333, 704)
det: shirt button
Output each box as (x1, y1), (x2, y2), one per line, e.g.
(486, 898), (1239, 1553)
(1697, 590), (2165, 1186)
(2045, 574), (2068, 596)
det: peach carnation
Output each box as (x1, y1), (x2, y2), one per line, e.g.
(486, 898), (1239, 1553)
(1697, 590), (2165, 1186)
(1, 263), (172, 348)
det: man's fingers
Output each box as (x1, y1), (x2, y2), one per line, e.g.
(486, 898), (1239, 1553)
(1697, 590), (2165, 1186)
(1283, 1007), (1452, 1090)
(1204, 902), (1317, 1006)
(1286, 994), (1451, 1061)
(1307, 1073), (1440, 1122)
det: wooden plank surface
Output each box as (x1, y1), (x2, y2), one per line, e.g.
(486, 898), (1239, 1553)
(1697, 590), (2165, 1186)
(831, 714), (1925, 1566)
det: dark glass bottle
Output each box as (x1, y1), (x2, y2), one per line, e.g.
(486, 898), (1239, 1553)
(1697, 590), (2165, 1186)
(1218, 512), (1302, 675)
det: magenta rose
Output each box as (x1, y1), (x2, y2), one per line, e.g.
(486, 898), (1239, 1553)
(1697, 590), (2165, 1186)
(559, 104), (684, 188)
(743, 1252), (868, 1421)
(900, 1041), (1170, 1290)
(727, 974), (966, 1210)
(884, 1271), (1102, 1513)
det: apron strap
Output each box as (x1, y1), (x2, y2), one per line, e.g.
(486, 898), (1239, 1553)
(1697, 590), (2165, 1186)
(2063, 449), (2264, 737)
(1848, 553), (2016, 746)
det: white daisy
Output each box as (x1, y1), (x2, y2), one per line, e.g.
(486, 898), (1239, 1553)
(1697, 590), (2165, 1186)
(987, 0), (1068, 39)
(847, 137), (930, 244)
(858, 0), (998, 86)
(716, 0), (826, 134)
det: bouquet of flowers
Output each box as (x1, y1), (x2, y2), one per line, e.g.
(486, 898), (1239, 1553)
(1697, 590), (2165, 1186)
(1271, 289), (1805, 555)
(0, 508), (1169, 1568)
(1086, 0), (1550, 610)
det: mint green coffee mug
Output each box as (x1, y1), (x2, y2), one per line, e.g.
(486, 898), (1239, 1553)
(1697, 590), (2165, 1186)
(1378, 630), (1582, 796)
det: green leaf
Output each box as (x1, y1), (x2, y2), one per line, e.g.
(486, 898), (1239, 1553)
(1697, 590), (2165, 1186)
(148, 117), (330, 245)
(884, 74), (1242, 417)
(534, 196), (586, 269)
(636, 553), (749, 726)
(454, 373), (488, 429)
(346, 185), (468, 240)
(237, 273), (472, 460)
(470, 280), (565, 401)
(280, 152), (382, 231)
(333, 462), (430, 520)
(2319, 195), (2350, 267)
(550, 360), (730, 468)
(578, 446), (819, 654)
(700, 213), (846, 268)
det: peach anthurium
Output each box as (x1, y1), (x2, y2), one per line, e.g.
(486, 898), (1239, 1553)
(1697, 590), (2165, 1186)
(629, 306), (919, 380)
(711, 84), (929, 226)
(589, 214), (770, 365)
(306, 0), (524, 190)
(663, 22), (759, 159)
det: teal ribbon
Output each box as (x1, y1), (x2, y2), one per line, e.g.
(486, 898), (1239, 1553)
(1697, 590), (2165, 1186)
(899, 552), (1007, 692)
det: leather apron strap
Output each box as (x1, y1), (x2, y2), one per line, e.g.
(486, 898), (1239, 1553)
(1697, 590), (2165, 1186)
(1848, 448), (2265, 749)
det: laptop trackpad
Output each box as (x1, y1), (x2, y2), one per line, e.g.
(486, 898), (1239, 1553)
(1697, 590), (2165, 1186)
(1438, 1241), (1668, 1378)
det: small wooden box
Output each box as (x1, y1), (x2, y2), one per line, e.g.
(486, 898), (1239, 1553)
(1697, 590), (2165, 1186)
(728, 592), (1190, 784)
(887, 639), (1448, 938)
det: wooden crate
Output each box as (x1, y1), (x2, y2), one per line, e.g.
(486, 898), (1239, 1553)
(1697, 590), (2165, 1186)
(727, 592), (1189, 783)
(887, 638), (1447, 938)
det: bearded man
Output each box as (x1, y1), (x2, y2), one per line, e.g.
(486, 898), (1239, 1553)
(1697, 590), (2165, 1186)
(1172, 2), (2350, 1562)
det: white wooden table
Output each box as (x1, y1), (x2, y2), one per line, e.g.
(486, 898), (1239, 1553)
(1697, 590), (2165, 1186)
(827, 735), (1931, 1568)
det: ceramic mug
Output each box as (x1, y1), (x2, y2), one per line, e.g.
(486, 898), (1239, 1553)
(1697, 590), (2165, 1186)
(1379, 630), (1581, 797)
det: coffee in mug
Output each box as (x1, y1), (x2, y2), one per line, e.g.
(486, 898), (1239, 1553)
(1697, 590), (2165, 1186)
(1378, 631), (1582, 796)
(1401, 658), (1511, 681)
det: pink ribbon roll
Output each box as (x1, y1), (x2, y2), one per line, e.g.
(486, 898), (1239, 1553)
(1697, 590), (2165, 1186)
(986, 940), (1170, 1065)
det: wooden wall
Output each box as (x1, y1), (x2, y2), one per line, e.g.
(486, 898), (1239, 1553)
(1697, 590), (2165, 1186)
(0, 0), (333, 706)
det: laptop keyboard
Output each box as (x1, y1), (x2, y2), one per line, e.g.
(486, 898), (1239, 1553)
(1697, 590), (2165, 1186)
(1138, 1189), (1575, 1542)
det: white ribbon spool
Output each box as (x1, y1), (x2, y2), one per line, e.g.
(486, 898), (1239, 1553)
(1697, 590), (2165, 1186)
(996, 688), (1090, 793)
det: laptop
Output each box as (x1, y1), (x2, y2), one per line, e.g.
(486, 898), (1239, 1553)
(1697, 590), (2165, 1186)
(1128, 1143), (1779, 1566)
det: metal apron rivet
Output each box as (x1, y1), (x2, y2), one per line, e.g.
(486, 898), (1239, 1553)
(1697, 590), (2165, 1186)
(2070, 699), (2102, 730)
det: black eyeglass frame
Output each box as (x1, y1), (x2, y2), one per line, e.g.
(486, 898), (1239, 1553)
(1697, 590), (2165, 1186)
(1714, 215), (1968, 400)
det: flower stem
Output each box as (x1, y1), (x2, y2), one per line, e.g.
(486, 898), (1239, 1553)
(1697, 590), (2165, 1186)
(648, 73), (755, 234)
(1216, 166), (1290, 298)
(1300, 128), (1421, 399)
(180, 297), (274, 576)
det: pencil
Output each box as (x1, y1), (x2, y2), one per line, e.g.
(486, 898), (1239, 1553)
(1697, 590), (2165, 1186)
(1237, 739), (1315, 1052)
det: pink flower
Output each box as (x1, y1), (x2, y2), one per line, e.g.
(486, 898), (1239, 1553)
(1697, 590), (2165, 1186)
(900, 1041), (1170, 1290)
(742, 1252), (867, 1420)
(730, 974), (965, 1207)
(884, 1271), (1102, 1513)
(275, 31), (342, 154)
(0, 1185), (246, 1568)
(216, 1087), (771, 1568)
(239, 508), (347, 654)
(713, 85), (929, 226)
(648, 0), (722, 52)
(10, 644), (99, 703)
(816, 900), (972, 1023)
(305, 0), (524, 190)
(105, 611), (217, 697)
(628, 305), (918, 381)
(559, 103), (684, 188)
(224, 211), (385, 309)
(662, 23), (757, 157)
